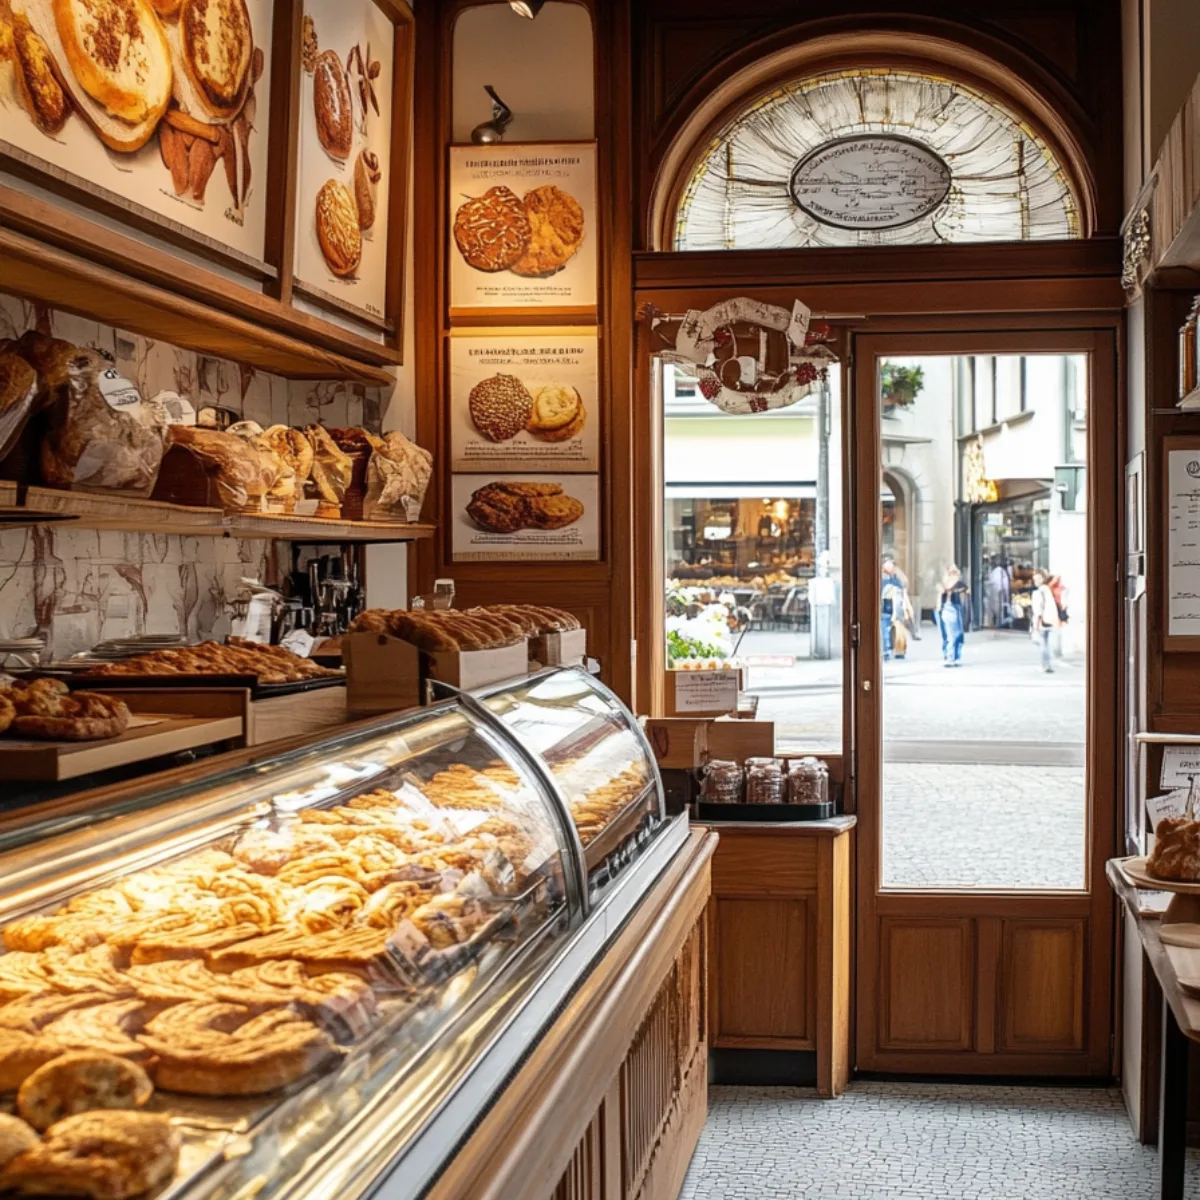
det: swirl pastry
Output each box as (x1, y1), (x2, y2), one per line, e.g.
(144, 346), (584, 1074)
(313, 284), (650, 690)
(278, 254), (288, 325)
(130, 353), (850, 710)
(44, 946), (136, 998)
(43, 1000), (152, 1062)
(292, 878), (369, 933)
(0, 1029), (64, 1091)
(0, 993), (102, 1035)
(0, 952), (56, 1001)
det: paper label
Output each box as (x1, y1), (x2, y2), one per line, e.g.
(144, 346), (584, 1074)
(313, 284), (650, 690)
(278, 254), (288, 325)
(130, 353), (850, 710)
(1161, 747), (1200, 788)
(403, 497), (422, 522)
(1147, 789), (1190, 830)
(281, 630), (315, 658)
(98, 368), (144, 414)
(232, 595), (274, 644)
(672, 670), (739, 714)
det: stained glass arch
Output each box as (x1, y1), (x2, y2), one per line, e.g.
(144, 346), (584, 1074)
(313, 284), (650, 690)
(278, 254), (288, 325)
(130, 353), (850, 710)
(673, 69), (1082, 250)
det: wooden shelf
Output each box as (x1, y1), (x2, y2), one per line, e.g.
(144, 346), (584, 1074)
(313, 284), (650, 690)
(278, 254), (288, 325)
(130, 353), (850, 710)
(9, 486), (434, 543)
(0, 226), (394, 386)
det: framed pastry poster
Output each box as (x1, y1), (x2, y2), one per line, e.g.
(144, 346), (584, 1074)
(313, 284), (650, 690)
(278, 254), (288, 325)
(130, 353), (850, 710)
(452, 474), (600, 562)
(450, 331), (598, 473)
(292, 0), (405, 328)
(448, 142), (597, 317)
(0, 0), (273, 269)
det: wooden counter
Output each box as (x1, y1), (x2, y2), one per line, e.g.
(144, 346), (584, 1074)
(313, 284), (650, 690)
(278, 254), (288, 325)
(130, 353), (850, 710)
(429, 828), (717, 1200)
(702, 816), (855, 1097)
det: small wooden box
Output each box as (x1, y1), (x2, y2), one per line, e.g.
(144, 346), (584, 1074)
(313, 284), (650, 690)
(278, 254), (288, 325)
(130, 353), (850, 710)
(529, 627), (587, 667)
(664, 668), (742, 717)
(246, 686), (348, 746)
(345, 632), (528, 714)
(643, 717), (709, 769)
(706, 718), (775, 762)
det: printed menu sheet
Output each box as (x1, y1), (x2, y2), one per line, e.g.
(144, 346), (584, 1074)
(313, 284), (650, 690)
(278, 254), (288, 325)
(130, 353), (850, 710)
(450, 332), (598, 472)
(448, 142), (597, 312)
(451, 474), (599, 562)
(1168, 447), (1200, 637)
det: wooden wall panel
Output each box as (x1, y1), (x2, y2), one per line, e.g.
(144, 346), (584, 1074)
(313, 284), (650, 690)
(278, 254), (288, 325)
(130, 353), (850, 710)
(552, 1118), (604, 1200)
(1000, 919), (1086, 1053)
(710, 834), (817, 895)
(713, 898), (813, 1046)
(878, 919), (975, 1052)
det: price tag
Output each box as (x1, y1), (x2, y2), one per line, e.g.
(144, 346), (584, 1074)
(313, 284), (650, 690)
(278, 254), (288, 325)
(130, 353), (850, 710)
(1160, 747), (1200, 789)
(281, 630), (315, 658)
(1147, 789), (1190, 830)
(672, 670), (738, 714)
(98, 367), (143, 412)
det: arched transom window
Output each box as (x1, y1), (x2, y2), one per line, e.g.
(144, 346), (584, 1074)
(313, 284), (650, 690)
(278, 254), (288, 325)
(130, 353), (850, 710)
(674, 69), (1081, 250)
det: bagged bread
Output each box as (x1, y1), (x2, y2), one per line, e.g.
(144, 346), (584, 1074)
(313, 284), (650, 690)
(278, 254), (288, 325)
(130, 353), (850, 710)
(161, 425), (279, 512)
(0, 341), (42, 467)
(19, 333), (167, 496)
(262, 426), (314, 498)
(305, 424), (352, 518)
(227, 421), (294, 513)
(364, 431), (433, 522)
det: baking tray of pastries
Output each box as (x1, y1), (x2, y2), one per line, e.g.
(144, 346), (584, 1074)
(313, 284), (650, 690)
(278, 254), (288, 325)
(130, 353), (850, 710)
(64, 673), (347, 703)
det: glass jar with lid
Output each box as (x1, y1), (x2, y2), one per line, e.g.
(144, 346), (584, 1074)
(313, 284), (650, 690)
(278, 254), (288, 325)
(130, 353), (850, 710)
(787, 756), (830, 806)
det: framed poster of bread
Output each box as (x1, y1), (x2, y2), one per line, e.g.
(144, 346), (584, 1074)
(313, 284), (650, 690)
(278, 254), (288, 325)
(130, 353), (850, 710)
(290, 0), (411, 331)
(0, 0), (274, 271)
(448, 141), (597, 319)
(452, 473), (600, 562)
(450, 329), (599, 473)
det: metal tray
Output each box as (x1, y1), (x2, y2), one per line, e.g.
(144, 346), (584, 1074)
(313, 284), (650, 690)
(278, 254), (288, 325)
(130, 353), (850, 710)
(65, 672), (346, 701)
(696, 801), (836, 822)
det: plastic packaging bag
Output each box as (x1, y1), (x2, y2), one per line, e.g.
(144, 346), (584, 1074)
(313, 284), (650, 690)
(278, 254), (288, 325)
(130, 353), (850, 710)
(305, 424), (352, 518)
(364, 431), (433, 522)
(164, 425), (279, 512)
(20, 332), (167, 496)
(228, 420), (293, 513)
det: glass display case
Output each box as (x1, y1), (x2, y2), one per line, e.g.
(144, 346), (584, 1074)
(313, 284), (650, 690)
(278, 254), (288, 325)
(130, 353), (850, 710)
(0, 668), (677, 1200)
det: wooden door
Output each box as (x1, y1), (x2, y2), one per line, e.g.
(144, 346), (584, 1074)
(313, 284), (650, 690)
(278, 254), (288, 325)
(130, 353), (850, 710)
(852, 328), (1118, 1075)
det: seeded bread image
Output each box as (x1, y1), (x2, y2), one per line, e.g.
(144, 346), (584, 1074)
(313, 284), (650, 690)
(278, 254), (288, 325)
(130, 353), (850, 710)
(468, 374), (533, 442)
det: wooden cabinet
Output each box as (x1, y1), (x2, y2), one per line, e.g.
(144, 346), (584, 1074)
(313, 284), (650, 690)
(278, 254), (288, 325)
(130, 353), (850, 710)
(429, 829), (717, 1200)
(705, 819), (854, 1097)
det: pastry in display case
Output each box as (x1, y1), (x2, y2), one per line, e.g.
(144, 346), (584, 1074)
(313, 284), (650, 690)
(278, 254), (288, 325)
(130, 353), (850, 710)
(473, 668), (665, 894)
(0, 667), (679, 1200)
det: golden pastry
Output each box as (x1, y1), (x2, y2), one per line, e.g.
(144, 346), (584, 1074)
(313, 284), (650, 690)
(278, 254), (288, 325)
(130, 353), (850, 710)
(10, 15), (70, 135)
(42, 1000), (153, 1062)
(17, 1052), (153, 1131)
(315, 179), (362, 277)
(511, 186), (585, 277)
(0, 1115), (38, 1170)
(0, 951), (55, 1001)
(525, 384), (581, 433)
(0, 993), (101, 1034)
(0, 1029), (63, 1091)
(0, 1111), (180, 1200)
(532, 400), (586, 444)
(178, 0), (253, 119)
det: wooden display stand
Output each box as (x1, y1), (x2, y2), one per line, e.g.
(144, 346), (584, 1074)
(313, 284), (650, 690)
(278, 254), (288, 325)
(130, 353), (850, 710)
(703, 818), (855, 1097)
(429, 829), (717, 1200)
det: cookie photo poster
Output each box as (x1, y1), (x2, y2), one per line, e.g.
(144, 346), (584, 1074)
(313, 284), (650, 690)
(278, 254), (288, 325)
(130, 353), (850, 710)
(452, 474), (600, 562)
(448, 142), (598, 313)
(292, 0), (395, 324)
(0, 0), (272, 267)
(450, 332), (599, 473)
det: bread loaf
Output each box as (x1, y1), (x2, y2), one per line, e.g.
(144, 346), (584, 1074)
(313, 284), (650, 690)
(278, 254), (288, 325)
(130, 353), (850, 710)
(163, 425), (278, 512)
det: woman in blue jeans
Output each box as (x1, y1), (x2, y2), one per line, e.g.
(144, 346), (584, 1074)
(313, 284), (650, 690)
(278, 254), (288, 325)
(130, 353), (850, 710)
(936, 565), (968, 666)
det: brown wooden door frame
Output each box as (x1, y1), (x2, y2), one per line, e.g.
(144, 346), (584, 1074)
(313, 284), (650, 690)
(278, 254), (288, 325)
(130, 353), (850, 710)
(851, 325), (1121, 1076)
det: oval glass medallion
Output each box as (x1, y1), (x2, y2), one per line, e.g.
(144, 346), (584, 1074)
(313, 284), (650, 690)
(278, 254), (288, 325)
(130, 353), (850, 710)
(788, 134), (952, 231)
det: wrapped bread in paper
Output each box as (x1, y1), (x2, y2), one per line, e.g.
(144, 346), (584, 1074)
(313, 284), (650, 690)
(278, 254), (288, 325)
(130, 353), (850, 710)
(164, 425), (279, 512)
(364, 431), (433, 522)
(304, 424), (352, 518)
(228, 420), (294, 513)
(262, 425), (315, 498)
(19, 332), (167, 496)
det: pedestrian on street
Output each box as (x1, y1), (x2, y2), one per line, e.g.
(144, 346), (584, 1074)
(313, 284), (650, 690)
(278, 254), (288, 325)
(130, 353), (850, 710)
(881, 558), (903, 663)
(1031, 571), (1061, 673)
(985, 558), (1011, 628)
(936, 565), (968, 667)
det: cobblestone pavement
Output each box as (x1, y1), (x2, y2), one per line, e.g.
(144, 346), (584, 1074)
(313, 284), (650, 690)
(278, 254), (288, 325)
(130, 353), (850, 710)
(738, 627), (1088, 889)
(681, 1083), (1191, 1199)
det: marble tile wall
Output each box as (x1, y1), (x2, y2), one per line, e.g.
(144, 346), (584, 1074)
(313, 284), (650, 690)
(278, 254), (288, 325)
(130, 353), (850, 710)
(0, 293), (389, 659)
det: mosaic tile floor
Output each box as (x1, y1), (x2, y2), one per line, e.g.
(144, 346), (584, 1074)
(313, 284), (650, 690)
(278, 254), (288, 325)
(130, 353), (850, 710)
(680, 1083), (1200, 1199)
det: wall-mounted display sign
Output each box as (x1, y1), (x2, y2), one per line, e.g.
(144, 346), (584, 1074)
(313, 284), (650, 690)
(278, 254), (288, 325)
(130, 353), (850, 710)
(292, 0), (397, 328)
(788, 134), (952, 231)
(448, 141), (597, 317)
(451, 473), (599, 561)
(0, 0), (273, 269)
(449, 331), (598, 473)
(1165, 438), (1200, 646)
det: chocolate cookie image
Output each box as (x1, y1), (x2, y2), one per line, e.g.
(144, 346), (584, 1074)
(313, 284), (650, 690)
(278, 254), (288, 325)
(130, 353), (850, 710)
(469, 375), (534, 442)
(466, 481), (584, 533)
(526, 493), (584, 529)
(511, 186), (585, 277)
(454, 187), (530, 272)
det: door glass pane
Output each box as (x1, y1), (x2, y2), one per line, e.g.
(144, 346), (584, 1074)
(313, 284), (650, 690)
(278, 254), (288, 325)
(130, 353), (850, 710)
(879, 354), (1087, 890)
(663, 366), (844, 753)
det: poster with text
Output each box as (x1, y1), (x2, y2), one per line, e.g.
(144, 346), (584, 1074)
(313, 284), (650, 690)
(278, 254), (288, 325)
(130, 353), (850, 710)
(450, 332), (598, 472)
(448, 142), (597, 312)
(0, 0), (272, 267)
(292, 0), (394, 325)
(452, 474), (599, 562)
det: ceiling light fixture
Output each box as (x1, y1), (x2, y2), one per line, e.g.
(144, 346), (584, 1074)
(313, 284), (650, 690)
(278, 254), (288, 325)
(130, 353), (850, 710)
(509, 0), (544, 17)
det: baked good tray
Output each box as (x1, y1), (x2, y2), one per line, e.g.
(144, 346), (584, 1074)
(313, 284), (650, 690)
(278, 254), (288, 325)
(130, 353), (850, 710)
(580, 782), (661, 875)
(696, 801), (836, 822)
(63, 672), (346, 701)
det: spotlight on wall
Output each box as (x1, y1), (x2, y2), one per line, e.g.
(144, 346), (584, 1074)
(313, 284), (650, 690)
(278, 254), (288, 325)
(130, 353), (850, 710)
(509, 0), (544, 16)
(470, 85), (513, 144)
